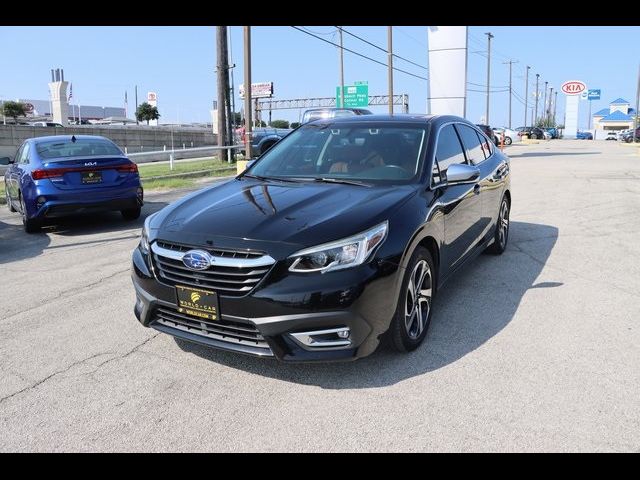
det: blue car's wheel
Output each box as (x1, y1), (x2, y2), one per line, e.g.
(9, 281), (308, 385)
(20, 193), (41, 234)
(6, 186), (16, 212)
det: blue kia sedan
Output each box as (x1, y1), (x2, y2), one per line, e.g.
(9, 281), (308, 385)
(1, 135), (143, 233)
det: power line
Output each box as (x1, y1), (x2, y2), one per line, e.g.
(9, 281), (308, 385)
(292, 26), (428, 81)
(335, 26), (428, 71)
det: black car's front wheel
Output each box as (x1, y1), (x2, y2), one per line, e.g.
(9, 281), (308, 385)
(390, 246), (435, 352)
(486, 195), (510, 255)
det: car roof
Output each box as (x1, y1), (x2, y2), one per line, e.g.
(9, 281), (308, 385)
(307, 113), (442, 125)
(28, 135), (111, 143)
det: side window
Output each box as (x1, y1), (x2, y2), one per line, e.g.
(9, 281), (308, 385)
(433, 124), (466, 183)
(19, 143), (30, 164)
(455, 124), (486, 165)
(14, 145), (24, 164)
(476, 130), (493, 160)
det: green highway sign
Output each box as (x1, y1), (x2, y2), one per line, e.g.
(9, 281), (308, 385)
(336, 84), (369, 107)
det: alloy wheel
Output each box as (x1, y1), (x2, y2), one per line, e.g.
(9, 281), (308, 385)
(498, 200), (510, 249)
(405, 260), (432, 339)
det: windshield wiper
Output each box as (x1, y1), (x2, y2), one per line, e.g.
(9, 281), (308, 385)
(312, 177), (370, 187)
(241, 173), (301, 183)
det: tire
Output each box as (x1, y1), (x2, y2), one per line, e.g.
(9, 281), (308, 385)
(6, 186), (16, 212)
(20, 194), (40, 233)
(530, 133), (538, 140)
(504, 136), (512, 146)
(389, 246), (436, 353)
(121, 207), (141, 220)
(627, 137), (633, 143)
(260, 141), (277, 155)
(486, 195), (510, 255)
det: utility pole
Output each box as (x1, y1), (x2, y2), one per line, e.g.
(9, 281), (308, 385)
(388, 26), (394, 115)
(548, 87), (554, 122)
(524, 66), (530, 127)
(228, 27), (236, 128)
(553, 91), (558, 126)
(135, 85), (138, 125)
(243, 26), (252, 159)
(543, 81), (548, 126)
(634, 63), (640, 144)
(503, 60), (518, 128)
(338, 26), (344, 108)
(485, 32), (494, 124)
(216, 26), (229, 162)
(534, 73), (540, 125)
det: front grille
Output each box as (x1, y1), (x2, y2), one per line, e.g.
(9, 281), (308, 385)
(152, 240), (275, 297)
(152, 305), (271, 351)
(156, 240), (264, 260)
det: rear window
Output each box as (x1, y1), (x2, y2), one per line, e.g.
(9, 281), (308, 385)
(35, 138), (123, 159)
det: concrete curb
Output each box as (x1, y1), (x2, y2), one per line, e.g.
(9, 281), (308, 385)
(141, 167), (235, 182)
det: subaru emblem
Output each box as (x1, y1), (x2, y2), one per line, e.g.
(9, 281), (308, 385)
(182, 250), (211, 270)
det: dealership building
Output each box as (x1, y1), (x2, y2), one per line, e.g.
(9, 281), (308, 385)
(16, 98), (127, 123)
(592, 98), (637, 133)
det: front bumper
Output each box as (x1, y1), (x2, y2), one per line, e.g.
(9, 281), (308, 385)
(131, 245), (401, 362)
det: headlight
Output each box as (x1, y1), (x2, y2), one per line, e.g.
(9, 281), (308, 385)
(139, 214), (154, 254)
(289, 221), (388, 273)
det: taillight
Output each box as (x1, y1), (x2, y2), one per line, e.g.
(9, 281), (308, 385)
(32, 168), (66, 180)
(116, 163), (138, 174)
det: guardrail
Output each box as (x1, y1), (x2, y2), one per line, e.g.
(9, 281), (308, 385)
(127, 144), (244, 165)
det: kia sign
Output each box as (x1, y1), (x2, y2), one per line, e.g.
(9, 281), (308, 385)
(561, 80), (587, 96)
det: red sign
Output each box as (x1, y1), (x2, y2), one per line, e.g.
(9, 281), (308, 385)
(561, 81), (586, 95)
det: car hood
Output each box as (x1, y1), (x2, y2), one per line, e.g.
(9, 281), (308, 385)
(150, 178), (417, 258)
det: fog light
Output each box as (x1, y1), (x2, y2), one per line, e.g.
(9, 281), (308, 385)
(36, 196), (46, 208)
(337, 329), (350, 339)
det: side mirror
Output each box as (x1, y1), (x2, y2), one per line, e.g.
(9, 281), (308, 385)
(0, 156), (13, 165)
(246, 160), (256, 169)
(446, 163), (480, 184)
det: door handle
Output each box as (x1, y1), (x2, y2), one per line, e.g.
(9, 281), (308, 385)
(473, 184), (481, 195)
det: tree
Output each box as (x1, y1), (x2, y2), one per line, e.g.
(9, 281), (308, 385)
(269, 119), (289, 129)
(2, 101), (27, 123)
(290, 122), (301, 129)
(136, 102), (160, 125)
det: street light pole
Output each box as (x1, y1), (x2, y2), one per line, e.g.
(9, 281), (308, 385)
(243, 26), (252, 159)
(543, 81), (548, 125)
(634, 63), (640, 144)
(503, 60), (518, 128)
(338, 26), (344, 108)
(524, 66), (530, 127)
(485, 32), (494, 124)
(534, 73), (540, 125)
(388, 26), (394, 115)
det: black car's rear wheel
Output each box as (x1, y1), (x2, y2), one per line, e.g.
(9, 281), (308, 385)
(20, 194), (40, 233)
(389, 246), (435, 352)
(486, 195), (510, 255)
(530, 133), (538, 140)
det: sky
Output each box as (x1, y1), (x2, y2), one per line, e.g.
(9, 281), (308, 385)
(0, 25), (638, 129)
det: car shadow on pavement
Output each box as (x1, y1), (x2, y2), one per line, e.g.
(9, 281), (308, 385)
(41, 200), (169, 237)
(175, 220), (559, 388)
(510, 151), (601, 158)
(0, 201), (168, 264)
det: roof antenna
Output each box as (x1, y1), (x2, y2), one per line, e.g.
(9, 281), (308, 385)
(71, 135), (77, 143)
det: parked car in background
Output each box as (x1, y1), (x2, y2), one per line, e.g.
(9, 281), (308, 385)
(606, 131), (618, 141)
(1, 135), (143, 233)
(542, 130), (552, 140)
(621, 127), (640, 143)
(131, 114), (511, 361)
(617, 129), (632, 140)
(301, 107), (373, 124)
(492, 127), (517, 145)
(544, 127), (560, 139)
(518, 127), (545, 140)
(234, 126), (293, 157)
(476, 124), (499, 146)
(30, 121), (64, 127)
(576, 131), (593, 140)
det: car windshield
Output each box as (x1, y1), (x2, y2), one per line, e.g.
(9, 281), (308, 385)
(248, 122), (427, 184)
(35, 138), (123, 159)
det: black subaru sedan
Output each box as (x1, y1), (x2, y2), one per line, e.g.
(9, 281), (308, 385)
(131, 115), (511, 362)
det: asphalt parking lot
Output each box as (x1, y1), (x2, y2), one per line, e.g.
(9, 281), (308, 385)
(1, 140), (639, 452)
